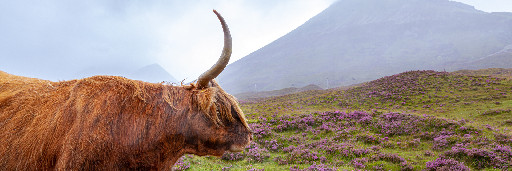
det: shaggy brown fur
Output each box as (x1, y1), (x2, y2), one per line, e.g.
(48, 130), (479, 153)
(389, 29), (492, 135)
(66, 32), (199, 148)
(0, 71), (252, 170)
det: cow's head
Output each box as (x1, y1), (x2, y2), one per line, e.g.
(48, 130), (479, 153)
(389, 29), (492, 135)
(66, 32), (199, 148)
(181, 10), (252, 157)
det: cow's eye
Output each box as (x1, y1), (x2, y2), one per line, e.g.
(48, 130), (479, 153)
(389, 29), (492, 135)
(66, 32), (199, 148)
(231, 106), (242, 123)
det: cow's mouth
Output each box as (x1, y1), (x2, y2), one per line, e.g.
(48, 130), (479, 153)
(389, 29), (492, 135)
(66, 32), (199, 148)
(228, 134), (252, 152)
(228, 144), (245, 152)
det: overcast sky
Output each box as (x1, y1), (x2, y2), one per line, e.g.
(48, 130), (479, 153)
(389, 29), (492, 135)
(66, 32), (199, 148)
(0, 0), (511, 82)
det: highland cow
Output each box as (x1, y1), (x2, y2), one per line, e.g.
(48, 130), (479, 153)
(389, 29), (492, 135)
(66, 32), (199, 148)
(0, 10), (252, 170)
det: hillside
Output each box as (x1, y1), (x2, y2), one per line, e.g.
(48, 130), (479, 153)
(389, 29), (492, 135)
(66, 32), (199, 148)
(234, 84), (323, 101)
(174, 70), (512, 170)
(453, 68), (512, 78)
(252, 70), (512, 129)
(218, 0), (512, 94)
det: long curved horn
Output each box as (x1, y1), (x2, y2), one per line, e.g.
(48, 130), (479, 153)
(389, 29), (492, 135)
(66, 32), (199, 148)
(196, 10), (232, 89)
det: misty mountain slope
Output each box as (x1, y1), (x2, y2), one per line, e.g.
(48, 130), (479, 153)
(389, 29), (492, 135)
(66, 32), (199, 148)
(234, 84), (323, 101)
(74, 63), (177, 83)
(456, 44), (512, 69)
(128, 64), (178, 83)
(218, 0), (512, 94)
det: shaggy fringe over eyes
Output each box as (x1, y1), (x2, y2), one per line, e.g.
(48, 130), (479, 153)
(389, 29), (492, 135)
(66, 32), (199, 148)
(192, 84), (250, 130)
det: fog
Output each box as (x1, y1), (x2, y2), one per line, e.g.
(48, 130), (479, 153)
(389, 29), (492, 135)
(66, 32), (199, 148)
(0, 0), (334, 81)
(0, 0), (510, 82)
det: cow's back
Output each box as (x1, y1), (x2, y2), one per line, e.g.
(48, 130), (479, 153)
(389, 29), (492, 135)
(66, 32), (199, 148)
(0, 71), (79, 169)
(0, 71), (175, 169)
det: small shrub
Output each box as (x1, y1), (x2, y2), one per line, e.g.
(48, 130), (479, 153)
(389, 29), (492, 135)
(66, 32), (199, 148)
(352, 158), (368, 169)
(245, 142), (270, 163)
(221, 152), (244, 161)
(171, 156), (190, 171)
(425, 157), (469, 171)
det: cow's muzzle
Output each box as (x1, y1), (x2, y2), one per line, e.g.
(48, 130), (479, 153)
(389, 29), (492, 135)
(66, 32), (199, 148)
(228, 134), (252, 152)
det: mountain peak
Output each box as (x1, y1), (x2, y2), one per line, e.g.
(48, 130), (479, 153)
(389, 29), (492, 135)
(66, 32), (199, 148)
(311, 0), (481, 27)
(128, 63), (177, 83)
(218, 0), (512, 94)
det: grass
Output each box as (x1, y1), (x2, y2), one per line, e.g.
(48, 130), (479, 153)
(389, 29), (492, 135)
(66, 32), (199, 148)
(173, 70), (512, 170)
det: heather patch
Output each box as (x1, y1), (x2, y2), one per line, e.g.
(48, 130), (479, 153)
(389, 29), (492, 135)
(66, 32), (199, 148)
(184, 71), (512, 170)
(425, 157), (470, 171)
(216, 110), (511, 169)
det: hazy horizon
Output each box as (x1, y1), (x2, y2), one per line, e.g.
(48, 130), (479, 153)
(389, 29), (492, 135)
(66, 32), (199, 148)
(0, 0), (511, 82)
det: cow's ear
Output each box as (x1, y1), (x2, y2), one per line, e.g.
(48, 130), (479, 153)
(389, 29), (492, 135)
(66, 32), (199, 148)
(231, 106), (243, 123)
(194, 88), (223, 126)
